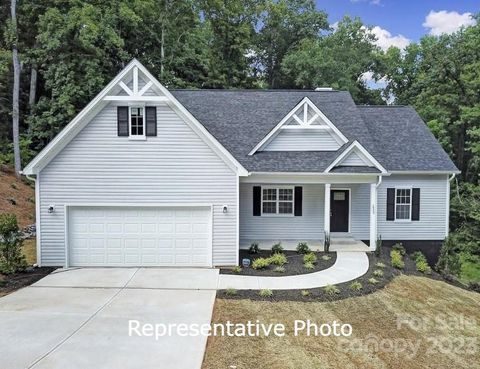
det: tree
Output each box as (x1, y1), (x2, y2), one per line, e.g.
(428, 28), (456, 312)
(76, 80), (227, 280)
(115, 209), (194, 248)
(10, 0), (21, 176)
(282, 16), (384, 104)
(255, 0), (328, 88)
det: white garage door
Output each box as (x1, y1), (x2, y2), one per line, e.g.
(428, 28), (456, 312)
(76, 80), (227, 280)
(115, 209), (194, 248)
(68, 206), (211, 267)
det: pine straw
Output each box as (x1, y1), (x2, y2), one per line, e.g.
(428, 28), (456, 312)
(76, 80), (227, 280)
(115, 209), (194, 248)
(203, 276), (480, 369)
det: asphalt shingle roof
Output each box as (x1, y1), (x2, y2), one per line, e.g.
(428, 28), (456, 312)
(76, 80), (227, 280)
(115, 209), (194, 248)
(171, 90), (458, 173)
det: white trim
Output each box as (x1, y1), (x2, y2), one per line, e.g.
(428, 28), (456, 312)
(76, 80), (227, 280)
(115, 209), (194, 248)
(65, 203), (214, 268)
(324, 184), (331, 235)
(132, 67), (139, 94)
(369, 183), (377, 251)
(324, 140), (387, 174)
(138, 81), (153, 96)
(446, 173), (455, 237)
(35, 174), (42, 266)
(103, 96), (169, 102)
(248, 97), (348, 155)
(260, 185), (295, 217)
(389, 170), (461, 175)
(128, 106), (146, 139)
(64, 204), (69, 268)
(23, 59), (248, 176)
(330, 188), (351, 233)
(236, 175), (240, 266)
(394, 186), (412, 222)
(118, 81), (133, 96)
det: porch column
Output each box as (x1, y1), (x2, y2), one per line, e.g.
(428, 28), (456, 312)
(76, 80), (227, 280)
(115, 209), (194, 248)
(324, 183), (331, 235)
(370, 182), (377, 250)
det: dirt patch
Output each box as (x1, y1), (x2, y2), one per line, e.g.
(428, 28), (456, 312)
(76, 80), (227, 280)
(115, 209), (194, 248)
(0, 267), (55, 297)
(0, 169), (35, 228)
(221, 250), (336, 277)
(204, 275), (480, 369)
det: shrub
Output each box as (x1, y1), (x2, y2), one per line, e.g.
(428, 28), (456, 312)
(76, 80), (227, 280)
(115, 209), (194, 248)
(411, 251), (427, 263)
(269, 253), (287, 266)
(324, 284), (340, 295)
(416, 260), (432, 274)
(301, 290), (311, 297)
(252, 257), (271, 270)
(321, 255), (331, 261)
(390, 250), (405, 269)
(303, 253), (317, 264)
(373, 269), (384, 278)
(304, 262), (315, 270)
(259, 289), (273, 298)
(232, 266), (242, 273)
(225, 288), (237, 296)
(374, 235), (382, 257)
(368, 277), (379, 284)
(273, 266), (285, 273)
(392, 243), (406, 256)
(248, 242), (260, 254)
(436, 235), (461, 276)
(271, 242), (283, 254)
(375, 262), (386, 269)
(296, 242), (310, 254)
(349, 281), (363, 291)
(0, 214), (27, 274)
(324, 231), (330, 253)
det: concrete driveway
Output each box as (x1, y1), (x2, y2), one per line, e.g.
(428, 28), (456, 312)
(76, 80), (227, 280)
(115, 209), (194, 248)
(0, 268), (218, 369)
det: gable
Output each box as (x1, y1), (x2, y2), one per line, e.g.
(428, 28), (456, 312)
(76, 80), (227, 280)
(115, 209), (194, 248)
(249, 97), (348, 154)
(23, 59), (247, 176)
(325, 140), (387, 173)
(336, 149), (373, 167)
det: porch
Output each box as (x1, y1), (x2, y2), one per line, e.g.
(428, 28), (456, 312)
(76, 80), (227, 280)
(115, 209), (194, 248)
(239, 173), (381, 253)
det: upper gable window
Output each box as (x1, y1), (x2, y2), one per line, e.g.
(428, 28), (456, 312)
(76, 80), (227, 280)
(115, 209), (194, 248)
(130, 107), (145, 138)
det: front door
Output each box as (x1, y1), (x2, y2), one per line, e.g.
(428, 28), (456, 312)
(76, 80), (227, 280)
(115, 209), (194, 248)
(330, 190), (349, 232)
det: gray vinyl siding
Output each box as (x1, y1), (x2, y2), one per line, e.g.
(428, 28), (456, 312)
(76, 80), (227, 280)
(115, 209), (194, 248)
(339, 151), (366, 166)
(38, 103), (238, 266)
(377, 174), (448, 240)
(263, 130), (340, 151)
(240, 175), (448, 244)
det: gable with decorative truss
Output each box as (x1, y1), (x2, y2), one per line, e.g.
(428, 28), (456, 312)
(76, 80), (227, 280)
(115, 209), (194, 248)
(249, 97), (348, 154)
(324, 140), (387, 173)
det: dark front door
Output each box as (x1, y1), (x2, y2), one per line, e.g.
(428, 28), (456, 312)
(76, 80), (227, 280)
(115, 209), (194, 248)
(330, 190), (349, 232)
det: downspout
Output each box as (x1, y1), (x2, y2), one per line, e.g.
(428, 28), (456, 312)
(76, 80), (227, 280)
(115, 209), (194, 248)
(446, 173), (456, 238)
(23, 172), (41, 267)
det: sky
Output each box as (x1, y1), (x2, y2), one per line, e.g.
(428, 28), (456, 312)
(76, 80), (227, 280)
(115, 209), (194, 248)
(317, 0), (478, 50)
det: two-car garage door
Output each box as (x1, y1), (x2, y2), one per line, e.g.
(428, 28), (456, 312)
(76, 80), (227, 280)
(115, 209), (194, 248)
(68, 206), (211, 267)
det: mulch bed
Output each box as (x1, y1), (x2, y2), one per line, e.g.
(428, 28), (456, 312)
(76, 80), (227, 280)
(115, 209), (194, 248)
(217, 247), (468, 302)
(220, 250), (337, 277)
(0, 267), (56, 297)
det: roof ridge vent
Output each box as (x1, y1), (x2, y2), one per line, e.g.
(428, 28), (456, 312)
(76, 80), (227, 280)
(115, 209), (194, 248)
(314, 87), (333, 91)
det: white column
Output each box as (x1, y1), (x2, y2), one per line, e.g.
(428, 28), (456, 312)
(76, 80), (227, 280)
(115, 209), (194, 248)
(370, 183), (377, 250)
(324, 183), (331, 235)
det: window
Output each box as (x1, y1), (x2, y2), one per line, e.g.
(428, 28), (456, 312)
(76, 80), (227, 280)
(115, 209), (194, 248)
(130, 107), (144, 137)
(395, 188), (411, 220)
(262, 187), (294, 215)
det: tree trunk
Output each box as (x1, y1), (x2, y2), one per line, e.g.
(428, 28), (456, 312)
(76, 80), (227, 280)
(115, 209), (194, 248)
(11, 0), (21, 177)
(29, 64), (37, 107)
(160, 0), (167, 78)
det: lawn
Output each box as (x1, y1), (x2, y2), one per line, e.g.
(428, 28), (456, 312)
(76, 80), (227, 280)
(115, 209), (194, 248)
(203, 276), (480, 369)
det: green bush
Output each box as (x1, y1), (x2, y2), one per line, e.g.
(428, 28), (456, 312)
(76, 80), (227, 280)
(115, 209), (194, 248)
(349, 281), (363, 291)
(375, 262), (386, 269)
(324, 284), (340, 295)
(321, 255), (331, 261)
(248, 242), (260, 254)
(436, 235), (461, 276)
(411, 251), (427, 263)
(416, 260), (432, 274)
(225, 288), (237, 296)
(252, 257), (271, 270)
(392, 243), (406, 256)
(390, 250), (405, 269)
(296, 242), (310, 254)
(273, 266), (285, 273)
(304, 262), (315, 270)
(368, 277), (379, 284)
(0, 214), (27, 274)
(301, 290), (311, 297)
(303, 252), (317, 264)
(373, 269), (384, 278)
(271, 242), (283, 254)
(232, 266), (242, 273)
(269, 253), (287, 266)
(259, 289), (273, 297)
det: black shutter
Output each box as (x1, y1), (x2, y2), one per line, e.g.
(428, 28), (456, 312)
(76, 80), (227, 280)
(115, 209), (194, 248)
(294, 186), (303, 216)
(117, 106), (129, 136)
(253, 186), (261, 216)
(386, 188), (395, 221)
(145, 106), (157, 136)
(412, 188), (420, 221)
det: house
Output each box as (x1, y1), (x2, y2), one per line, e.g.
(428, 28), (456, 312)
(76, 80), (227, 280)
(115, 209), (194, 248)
(22, 59), (459, 268)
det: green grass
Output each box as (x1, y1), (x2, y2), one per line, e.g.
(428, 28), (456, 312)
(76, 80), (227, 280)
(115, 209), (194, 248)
(460, 254), (480, 283)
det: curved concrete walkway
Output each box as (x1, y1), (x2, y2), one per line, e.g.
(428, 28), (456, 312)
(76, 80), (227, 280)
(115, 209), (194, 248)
(217, 252), (369, 290)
